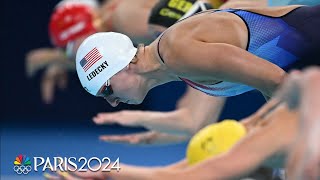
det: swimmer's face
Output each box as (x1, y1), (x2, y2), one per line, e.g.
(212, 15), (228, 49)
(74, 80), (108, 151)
(101, 73), (147, 107)
(98, 46), (148, 107)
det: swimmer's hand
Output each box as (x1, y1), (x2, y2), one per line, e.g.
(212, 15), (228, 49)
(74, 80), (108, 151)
(40, 65), (68, 104)
(93, 89), (226, 145)
(25, 48), (74, 104)
(93, 110), (147, 127)
(43, 162), (158, 180)
(43, 159), (113, 180)
(43, 164), (108, 180)
(93, 110), (193, 145)
(93, 109), (196, 136)
(99, 130), (187, 145)
(26, 48), (67, 77)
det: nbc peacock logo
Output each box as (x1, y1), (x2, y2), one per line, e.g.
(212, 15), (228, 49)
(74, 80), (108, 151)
(13, 154), (32, 175)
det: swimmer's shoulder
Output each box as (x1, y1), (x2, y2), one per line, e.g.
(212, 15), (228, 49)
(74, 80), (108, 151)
(154, 11), (246, 75)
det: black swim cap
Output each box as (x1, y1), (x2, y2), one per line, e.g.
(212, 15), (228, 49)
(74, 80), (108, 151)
(149, 0), (198, 28)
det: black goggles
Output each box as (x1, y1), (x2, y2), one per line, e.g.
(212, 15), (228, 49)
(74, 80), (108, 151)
(97, 80), (113, 97)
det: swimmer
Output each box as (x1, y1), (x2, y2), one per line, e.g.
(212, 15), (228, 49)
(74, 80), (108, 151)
(274, 67), (320, 180)
(25, 0), (159, 103)
(83, 0), (320, 147)
(25, 0), (219, 104)
(75, 5), (320, 142)
(44, 67), (320, 180)
(24, 0), (270, 147)
(43, 81), (301, 179)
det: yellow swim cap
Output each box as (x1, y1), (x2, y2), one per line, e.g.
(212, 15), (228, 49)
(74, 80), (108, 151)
(209, 0), (227, 8)
(186, 119), (246, 165)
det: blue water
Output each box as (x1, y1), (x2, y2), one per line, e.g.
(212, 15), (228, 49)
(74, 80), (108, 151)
(269, 0), (320, 6)
(1, 121), (187, 179)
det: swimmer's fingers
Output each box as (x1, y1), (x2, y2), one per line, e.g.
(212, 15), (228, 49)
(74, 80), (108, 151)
(93, 110), (195, 136)
(100, 131), (158, 145)
(68, 164), (114, 180)
(26, 48), (65, 77)
(100, 131), (187, 145)
(69, 171), (106, 180)
(43, 159), (95, 180)
(44, 168), (100, 180)
(44, 172), (62, 180)
(70, 163), (149, 180)
(41, 65), (68, 104)
(26, 48), (53, 77)
(57, 68), (68, 90)
(93, 110), (147, 127)
(44, 171), (87, 180)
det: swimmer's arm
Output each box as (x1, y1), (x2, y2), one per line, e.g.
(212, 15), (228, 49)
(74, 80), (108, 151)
(241, 98), (282, 130)
(158, 106), (297, 180)
(181, 131), (284, 179)
(169, 41), (286, 97)
(97, 87), (226, 136)
(107, 107), (297, 180)
(99, 131), (189, 145)
(26, 48), (75, 77)
(141, 87), (225, 136)
(141, 90), (225, 136)
(164, 159), (189, 170)
(172, 87), (226, 135)
(108, 111), (293, 180)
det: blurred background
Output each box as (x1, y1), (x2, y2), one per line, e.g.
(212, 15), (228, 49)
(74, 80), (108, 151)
(1, 0), (266, 179)
(1, 0), (198, 124)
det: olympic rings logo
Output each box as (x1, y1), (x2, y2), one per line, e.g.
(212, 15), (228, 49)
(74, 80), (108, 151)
(13, 165), (32, 175)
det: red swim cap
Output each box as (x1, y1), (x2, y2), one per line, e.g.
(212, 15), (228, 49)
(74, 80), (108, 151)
(49, 3), (97, 47)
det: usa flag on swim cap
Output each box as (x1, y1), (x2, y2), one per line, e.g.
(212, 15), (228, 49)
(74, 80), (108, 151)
(80, 47), (103, 72)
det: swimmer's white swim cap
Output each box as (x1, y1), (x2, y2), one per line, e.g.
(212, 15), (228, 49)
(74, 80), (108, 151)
(76, 32), (137, 96)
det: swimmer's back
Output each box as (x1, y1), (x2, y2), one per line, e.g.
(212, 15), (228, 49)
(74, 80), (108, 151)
(161, 5), (303, 47)
(154, 5), (320, 97)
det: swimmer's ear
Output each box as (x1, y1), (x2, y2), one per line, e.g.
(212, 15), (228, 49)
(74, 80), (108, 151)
(130, 43), (144, 64)
(131, 57), (138, 64)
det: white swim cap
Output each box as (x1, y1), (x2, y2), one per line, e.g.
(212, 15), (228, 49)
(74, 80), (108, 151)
(76, 32), (137, 96)
(55, 0), (99, 9)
